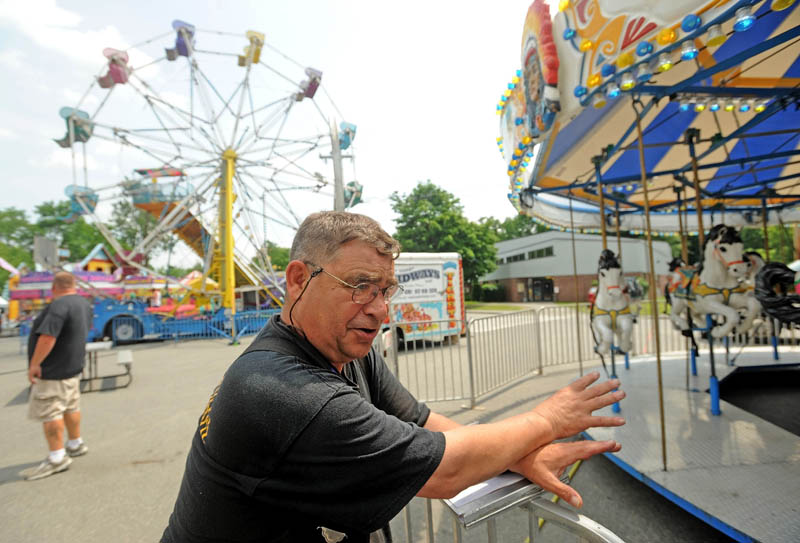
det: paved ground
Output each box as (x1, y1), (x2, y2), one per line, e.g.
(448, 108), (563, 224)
(0, 328), (732, 542)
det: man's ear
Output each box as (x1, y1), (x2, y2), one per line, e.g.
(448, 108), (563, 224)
(284, 260), (310, 299)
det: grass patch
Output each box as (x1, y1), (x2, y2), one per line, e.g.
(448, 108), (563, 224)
(465, 302), (528, 311)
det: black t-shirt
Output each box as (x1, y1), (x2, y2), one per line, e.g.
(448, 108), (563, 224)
(27, 294), (92, 380)
(162, 315), (446, 543)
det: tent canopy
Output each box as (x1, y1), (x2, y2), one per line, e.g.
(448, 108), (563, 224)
(501, 0), (800, 232)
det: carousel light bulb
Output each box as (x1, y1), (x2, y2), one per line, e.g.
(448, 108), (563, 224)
(579, 39), (593, 52)
(592, 93), (607, 109)
(679, 99), (692, 112)
(754, 100), (768, 112)
(771, 0), (796, 10)
(724, 100), (736, 112)
(657, 53), (673, 72)
(605, 82), (621, 99)
(657, 27), (677, 46)
(706, 24), (727, 47)
(739, 100), (752, 113)
(680, 40), (699, 61)
(694, 100), (706, 112)
(733, 6), (755, 32)
(636, 63), (653, 83)
(620, 71), (636, 91)
(709, 101), (721, 112)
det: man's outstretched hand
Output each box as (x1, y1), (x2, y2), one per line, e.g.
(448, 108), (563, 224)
(513, 440), (622, 508)
(532, 372), (625, 441)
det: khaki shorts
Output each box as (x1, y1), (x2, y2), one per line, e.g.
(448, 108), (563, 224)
(28, 376), (81, 422)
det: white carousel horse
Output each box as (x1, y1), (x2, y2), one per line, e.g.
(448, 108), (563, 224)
(591, 249), (635, 355)
(668, 225), (761, 338)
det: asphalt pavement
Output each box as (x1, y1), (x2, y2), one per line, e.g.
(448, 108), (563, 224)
(0, 324), (732, 542)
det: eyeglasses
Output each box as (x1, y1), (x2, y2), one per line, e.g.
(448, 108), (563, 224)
(308, 263), (403, 305)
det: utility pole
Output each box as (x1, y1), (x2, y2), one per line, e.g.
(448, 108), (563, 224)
(331, 119), (345, 212)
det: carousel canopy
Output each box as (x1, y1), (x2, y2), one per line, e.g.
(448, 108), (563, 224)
(500, 0), (800, 232)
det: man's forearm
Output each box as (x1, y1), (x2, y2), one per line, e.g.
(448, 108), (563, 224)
(418, 410), (554, 499)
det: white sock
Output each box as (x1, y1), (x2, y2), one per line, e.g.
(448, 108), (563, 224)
(49, 449), (66, 464)
(66, 438), (83, 449)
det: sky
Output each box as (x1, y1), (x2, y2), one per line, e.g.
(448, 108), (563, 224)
(0, 0), (544, 264)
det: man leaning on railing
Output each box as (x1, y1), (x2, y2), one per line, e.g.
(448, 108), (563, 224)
(160, 211), (625, 543)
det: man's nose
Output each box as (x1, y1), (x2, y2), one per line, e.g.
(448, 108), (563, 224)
(362, 292), (389, 318)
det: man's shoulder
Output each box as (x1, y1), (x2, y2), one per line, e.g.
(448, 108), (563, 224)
(226, 349), (345, 396)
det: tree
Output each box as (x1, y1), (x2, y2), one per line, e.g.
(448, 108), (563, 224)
(495, 214), (549, 241)
(34, 201), (106, 261)
(0, 207), (36, 247)
(390, 181), (498, 289)
(108, 200), (179, 266)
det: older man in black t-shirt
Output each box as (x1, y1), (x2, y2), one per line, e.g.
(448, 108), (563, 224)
(21, 271), (92, 481)
(162, 212), (626, 542)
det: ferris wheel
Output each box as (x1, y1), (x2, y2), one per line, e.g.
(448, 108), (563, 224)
(54, 20), (360, 312)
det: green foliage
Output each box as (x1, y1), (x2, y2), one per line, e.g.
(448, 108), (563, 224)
(108, 200), (178, 264)
(739, 225), (794, 264)
(480, 214), (549, 241)
(0, 208), (36, 247)
(473, 282), (505, 302)
(390, 181), (498, 288)
(34, 201), (106, 262)
(267, 242), (290, 271)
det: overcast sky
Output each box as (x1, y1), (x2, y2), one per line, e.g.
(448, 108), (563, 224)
(0, 0), (543, 257)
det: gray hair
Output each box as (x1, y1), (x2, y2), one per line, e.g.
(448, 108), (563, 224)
(290, 211), (400, 265)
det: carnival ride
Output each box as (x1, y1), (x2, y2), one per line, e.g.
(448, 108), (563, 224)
(52, 21), (360, 335)
(498, 1), (799, 541)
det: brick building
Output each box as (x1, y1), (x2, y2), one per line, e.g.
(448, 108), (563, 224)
(481, 231), (672, 303)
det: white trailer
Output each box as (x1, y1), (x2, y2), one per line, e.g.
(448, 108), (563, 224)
(388, 252), (466, 343)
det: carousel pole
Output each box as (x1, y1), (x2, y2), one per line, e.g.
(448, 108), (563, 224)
(568, 194), (584, 376)
(762, 198), (780, 360)
(686, 128), (705, 247)
(615, 203), (622, 260)
(675, 187), (697, 378)
(592, 156), (617, 386)
(615, 203), (629, 371)
(592, 156), (609, 250)
(687, 127), (721, 415)
(634, 100), (667, 471)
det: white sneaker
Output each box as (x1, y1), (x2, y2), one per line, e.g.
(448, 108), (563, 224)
(66, 442), (89, 457)
(20, 456), (73, 481)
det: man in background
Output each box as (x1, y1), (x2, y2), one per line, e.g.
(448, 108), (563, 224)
(22, 271), (92, 481)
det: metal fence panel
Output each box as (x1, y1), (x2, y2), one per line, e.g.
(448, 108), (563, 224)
(389, 319), (471, 404)
(466, 309), (540, 399)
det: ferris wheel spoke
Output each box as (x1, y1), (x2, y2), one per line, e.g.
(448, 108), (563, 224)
(257, 60), (303, 90)
(188, 59), (227, 149)
(129, 171), (218, 257)
(239, 170), (301, 226)
(127, 75), (221, 155)
(236, 99), (294, 155)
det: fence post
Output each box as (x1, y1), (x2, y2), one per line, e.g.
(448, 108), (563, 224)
(466, 319), (476, 409)
(391, 324), (400, 377)
(535, 308), (543, 375)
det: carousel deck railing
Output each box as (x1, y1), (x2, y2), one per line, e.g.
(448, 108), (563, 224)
(389, 306), (798, 407)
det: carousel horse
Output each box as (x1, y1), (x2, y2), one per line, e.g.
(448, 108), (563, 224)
(591, 249), (635, 355)
(663, 256), (686, 313)
(668, 225), (761, 338)
(755, 262), (800, 324)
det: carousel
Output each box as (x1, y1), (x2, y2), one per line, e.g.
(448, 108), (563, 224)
(499, 1), (800, 541)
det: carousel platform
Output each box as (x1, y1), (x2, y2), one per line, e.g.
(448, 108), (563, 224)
(585, 347), (800, 543)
